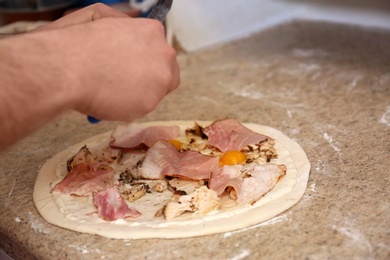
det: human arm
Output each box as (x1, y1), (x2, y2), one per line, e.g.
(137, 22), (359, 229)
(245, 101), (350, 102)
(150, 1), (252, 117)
(0, 5), (179, 151)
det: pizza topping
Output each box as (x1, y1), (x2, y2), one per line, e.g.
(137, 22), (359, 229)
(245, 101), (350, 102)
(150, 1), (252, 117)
(94, 147), (122, 164)
(93, 187), (141, 221)
(168, 178), (204, 195)
(52, 119), (287, 222)
(209, 163), (286, 205)
(119, 183), (149, 202)
(164, 186), (220, 220)
(185, 121), (207, 139)
(118, 169), (134, 184)
(153, 182), (168, 192)
(110, 123), (180, 149)
(51, 162), (115, 196)
(67, 146), (94, 171)
(203, 118), (268, 153)
(220, 150), (247, 166)
(243, 138), (277, 163)
(167, 139), (183, 151)
(139, 140), (220, 180)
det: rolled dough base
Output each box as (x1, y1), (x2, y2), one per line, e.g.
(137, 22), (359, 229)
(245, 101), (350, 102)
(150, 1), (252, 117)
(33, 121), (310, 239)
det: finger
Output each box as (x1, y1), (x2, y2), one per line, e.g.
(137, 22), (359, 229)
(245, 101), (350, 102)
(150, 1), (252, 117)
(35, 3), (129, 31)
(169, 59), (180, 93)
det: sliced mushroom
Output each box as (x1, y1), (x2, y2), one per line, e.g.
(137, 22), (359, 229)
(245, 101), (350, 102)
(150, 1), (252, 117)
(164, 186), (220, 220)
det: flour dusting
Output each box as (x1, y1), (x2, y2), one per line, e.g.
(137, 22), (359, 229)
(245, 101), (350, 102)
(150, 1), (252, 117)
(28, 211), (50, 234)
(233, 84), (263, 100)
(223, 212), (291, 238)
(69, 244), (102, 255)
(322, 132), (342, 155)
(329, 222), (373, 253)
(228, 249), (251, 260)
(379, 106), (390, 127)
(7, 178), (16, 198)
(291, 48), (329, 58)
(309, 183), (316, 192)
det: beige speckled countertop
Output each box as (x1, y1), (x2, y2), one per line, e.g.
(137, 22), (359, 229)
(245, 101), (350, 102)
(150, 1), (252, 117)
(1, 20), (390, 259)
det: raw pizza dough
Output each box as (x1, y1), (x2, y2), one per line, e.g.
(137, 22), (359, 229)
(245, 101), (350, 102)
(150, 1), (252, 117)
(33, 121), (310, 239)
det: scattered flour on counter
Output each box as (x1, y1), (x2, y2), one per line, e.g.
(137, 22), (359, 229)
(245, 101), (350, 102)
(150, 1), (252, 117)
(329, 221), (373, 253)
(15, 217), (21, 223)
(228, 249), (251, 260)
(7, 173), (17, 198)
(345, 74), (363, 93)
(232, 83), (263, 100)
(68, 244), (102, 255)
(291, 48), (329, 58)
(379, 106), (390, 127)
(28, 211), (50, 234)
(287, 110), (293, 119)
(223, 212), (291, 238)
(322, 131), (342, 155)
(309, 183), (316, 192)
(302, 183), (316, 201)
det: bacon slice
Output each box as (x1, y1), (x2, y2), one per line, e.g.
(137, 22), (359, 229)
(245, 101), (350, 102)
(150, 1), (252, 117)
(209, 163), (286, 205)
(93, 187), (141, 221)
(51, 163), (115, 196)
(139, 140), (220, 180)
(203, 118), (268, 153)
(110, 123), (180, 149)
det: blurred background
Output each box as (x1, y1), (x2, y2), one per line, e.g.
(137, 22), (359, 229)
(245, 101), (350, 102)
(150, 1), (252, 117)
(0, 0), (389, 53)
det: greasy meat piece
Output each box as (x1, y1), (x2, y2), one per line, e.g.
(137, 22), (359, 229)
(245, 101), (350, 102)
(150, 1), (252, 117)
(93, 187), (141, 221)
(110, 123), (180, 149)
(209, 163), (286, 205)
(139, 140), (220, 180)
(67, 146), (94, 171)
(51, 162), (115, 196)
(164, 186), (220, 220)
(67, 146), (121, 172)
(203, 118), (268, 153)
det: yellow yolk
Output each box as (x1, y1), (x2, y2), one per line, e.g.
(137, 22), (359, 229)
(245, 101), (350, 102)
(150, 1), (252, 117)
(220, 150), (247, 166)
(168, 139), (182, 150)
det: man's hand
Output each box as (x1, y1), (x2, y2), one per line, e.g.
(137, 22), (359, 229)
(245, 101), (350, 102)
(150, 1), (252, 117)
(34, 3), (130, 31)
(0, 3), (180, 150)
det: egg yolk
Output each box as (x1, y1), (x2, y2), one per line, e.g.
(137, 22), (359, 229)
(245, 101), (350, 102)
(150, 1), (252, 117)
(220, 150), (247, 166)
(168, 139), (182, 150)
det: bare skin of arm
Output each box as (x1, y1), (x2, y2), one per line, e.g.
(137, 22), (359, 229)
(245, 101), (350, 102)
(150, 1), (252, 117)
(0, 4), (180, 151)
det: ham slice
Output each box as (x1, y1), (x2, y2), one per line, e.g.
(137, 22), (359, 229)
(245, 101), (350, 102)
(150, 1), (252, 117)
(139, 140), (220, 180)
(110, 123), (180, 149)
(203, 118), (268, 153)
(51, 162), (115, 196)
(93, 187), (141, 221)
(209, 163), (286, 205)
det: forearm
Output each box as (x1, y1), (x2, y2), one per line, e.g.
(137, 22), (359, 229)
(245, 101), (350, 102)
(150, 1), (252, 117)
(0, 32), (76, 150)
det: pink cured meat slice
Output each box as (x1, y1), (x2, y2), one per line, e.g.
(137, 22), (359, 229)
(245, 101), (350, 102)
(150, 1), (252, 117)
(209, 163), (286, 205)
(51, 162), (115, 196)
(110, 123), (180, 149)
(139, 140), (220, 180)
(93, 187), (141, 221)
(203, 118), (268, 153)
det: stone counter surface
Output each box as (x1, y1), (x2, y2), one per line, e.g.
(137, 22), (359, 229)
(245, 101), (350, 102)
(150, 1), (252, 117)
(1, 20), (389, 259)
